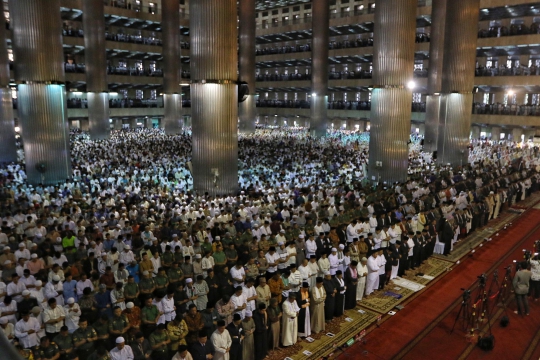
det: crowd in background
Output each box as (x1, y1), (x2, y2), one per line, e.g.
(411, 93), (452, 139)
(0, 128), (539, 360)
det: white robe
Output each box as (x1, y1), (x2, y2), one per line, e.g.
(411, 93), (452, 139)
(211, 329), (233, 360)
(357, 264), (368, 301)
(365, 256), (379, 295)
(63, 304), (81, 333)
(281, 300), (300, 346)
(328, 254), (339, 275)
(15, 317), (41, 348)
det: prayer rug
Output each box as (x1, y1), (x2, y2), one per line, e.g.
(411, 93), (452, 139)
(401, 257), (453, 285)
(357, 287), (414, 314)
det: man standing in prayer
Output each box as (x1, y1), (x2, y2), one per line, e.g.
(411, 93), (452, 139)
(211, 320), (232, 360)
(310, 277), (326, 334)
(365, 250), (380, 297)
(357, 258), (368, 303)
(322, 271), (336, 322)
(281, 292), (300, 347)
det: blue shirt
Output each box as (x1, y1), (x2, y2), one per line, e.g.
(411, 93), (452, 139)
(63, 280), (78, 302)
(94, 290), (111, 310)
(126, 264), (140, 283)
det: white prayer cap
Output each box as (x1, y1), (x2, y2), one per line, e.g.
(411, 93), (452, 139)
(245, 310), (252, 317)
(172, 234), (178, 238)
(67, 297), (75, 304)
(116, 337), (125, 344)
(338, 244), (345, 249)
(126, 302), (134, 309)
(323, 271), (330, 276)
(280, 230), (285, 233)
(35, 280), (42, 286)
(19, 242), (25, 247)
(0, 317), (8, 325)
(278, 241), (284, 246)
(215, 236), (221, 240)
(52, 275), (61, 282)
(299, 235), (304, 239)
(331, 248), (337, 252)
(101, 252), (107, 256)
(185, 278), (193, 283)
(124, 245), (131, 250)
(22, 290), (30, 296)
(31, 254), (38, 259)
(195, 254), (202, 259)
(361, 257), (368, 262)
(56, 237), (62, 243)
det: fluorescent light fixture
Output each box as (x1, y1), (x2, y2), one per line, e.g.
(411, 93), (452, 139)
(14, 126), (20, 132)
(110, 92), (119, 96)
(407, 81), (416, 90)
(311, 92), (316, 97)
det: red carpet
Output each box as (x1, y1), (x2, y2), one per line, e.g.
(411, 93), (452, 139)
(339, 208), (540, 360)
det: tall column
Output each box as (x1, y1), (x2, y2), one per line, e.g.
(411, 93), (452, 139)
(310, 0), (329, 138)
(162, 0), (183, 134)
(238, 0), (256, 133)
(190, 0), (238, 196)
(491, 126), (501, 141)
(368, 0), (417, 184)
(470, 125), (480, 139)
(423, 0), (447, 153)
(9, 0), (71, 185)
(436, 0), (480, 167)
(0, 10), (16, 163)
(83, 0), (110, 140)
(512, 128), (524, 142)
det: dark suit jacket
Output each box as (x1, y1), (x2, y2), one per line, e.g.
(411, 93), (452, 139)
(131, 339), (152, 360)
(190, 341), (216, 360)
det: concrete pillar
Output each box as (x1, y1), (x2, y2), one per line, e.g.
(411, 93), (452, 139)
(471, 125), (481, 140)
(424, 0), (447, 153)
(512, 128), (524, 142)
(9, 0), (71, 185)
(190, 0), (238, 196)
(114, 120), (122, 130)
(238, 0), (256, 133)
(0, 10), (16, 164)
(437, 0), (480, 168)
(83, 0), (110, 140)
(491, 126), (501, 141)
(368, 0), (417, 184)
(310, 0), (329, 138)
(144, 118), (153, 129)
(524, 129), (536, 141)
(162, 0), (183, 134)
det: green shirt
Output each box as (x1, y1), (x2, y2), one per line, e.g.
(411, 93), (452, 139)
(155, 275), (169, 287)
(35, 344), (59, 359)
(142, 305), (160, 324)
(124, 283), (139, 298)
(168, 268), (183, 283)
(92, 320), (110, 337)
(53, 333), (75, 351)
(212, 251), (226, 264)
(108, 315), (129, 333)
(139, 278), (155, 292)
(73, 326), (98, 350)
(201, 242), (212, 254)
(162, 251), (174, 266)
(149, 330), (170, 351)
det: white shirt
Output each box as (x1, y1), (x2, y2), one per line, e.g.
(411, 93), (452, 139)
(110, 345), (135, 360)
(43, 305), (66, 333)
(231, 293), (247, 319)
(230, 267), (246, 287)
(15, 317), (41, 348)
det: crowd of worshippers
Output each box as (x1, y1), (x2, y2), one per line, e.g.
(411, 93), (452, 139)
(0, 128), (539, 360)
(0, 156), (539, 360)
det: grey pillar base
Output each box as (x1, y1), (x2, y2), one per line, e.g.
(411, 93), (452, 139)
(437, 93), (473, 168)
(471, 125), (481, 140)
(128, 118), (137, 129)
(0, 88), (17, 163)
(192, 83), (238, 196)
(113, 120), (122, 130)
(491, 127), (501, 141)
(88, 92), (110, 140)
(423, 95), (441, 153)
(18, 84), (71, 185)
(310, 95), (328, 138)
(163, 94), (183, 134)
(368, 88), (411, 184)
(238, 95), (256, 133)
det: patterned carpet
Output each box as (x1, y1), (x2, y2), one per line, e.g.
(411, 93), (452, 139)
(268, 308), (379, 360)
(357, 286), (415, 314)
(401, 257), (454, 285)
